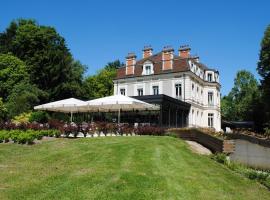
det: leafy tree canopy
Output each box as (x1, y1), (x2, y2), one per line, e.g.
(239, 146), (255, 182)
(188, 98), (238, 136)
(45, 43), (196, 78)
(5, 81), (47, 118)
(83, 60), (121, 99)
(0, 54), (29, 100)
(257, 24), (270, 125)
(221, 70), (259, 121)
(258, 24), (270, 80)
(0, 19), (85, 100)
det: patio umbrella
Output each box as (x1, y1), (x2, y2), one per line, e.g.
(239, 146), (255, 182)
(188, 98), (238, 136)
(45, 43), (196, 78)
(34, 98), (87, 122)
(78, 95), (159, 124)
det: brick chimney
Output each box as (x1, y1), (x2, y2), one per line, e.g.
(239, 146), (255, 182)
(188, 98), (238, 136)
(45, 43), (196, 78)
(178, 45), (191, 58)
(142, 45), (153, 59)
(125, 53), (136, 75)
(162, 46), (174, 70)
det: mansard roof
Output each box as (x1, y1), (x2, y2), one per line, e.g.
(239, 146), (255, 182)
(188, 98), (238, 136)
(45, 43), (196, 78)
(115, 51), (215, 79)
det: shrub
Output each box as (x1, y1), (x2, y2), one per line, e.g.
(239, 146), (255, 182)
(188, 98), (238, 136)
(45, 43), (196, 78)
(166, 132), (179, 138)
(48, 119), (64, 130)
(212, 153), (270, 189)
(88, 123), (97, 137)
(11, 112), (32, 124)
(0, 129), (60, 144)
(63, 124), (78, 137)
(265, 176), (270, 188)
(244, 169), (269, 181)
(264, 127), (270, 139)
(135, 125), (165, 136)
(52, 129), (61, 138)
(0, 130), (10, 143)
(118, 124), (133, 135)
(17, 132), (35, 144)
(29, 111), (49, 123)
(95, 122), (109, 136)
(107, 123), (118, 135)
(2, 131), (10, 143)
(2, 122), (17, 130)
(80, 123), (89, 137)
(211, 153), (228, 164)
(27, 123), (43, 131)
(9, 130), (21, 142)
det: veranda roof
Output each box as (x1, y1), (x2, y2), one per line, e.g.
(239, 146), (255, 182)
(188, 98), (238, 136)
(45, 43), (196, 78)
(78, 94), (159, 123)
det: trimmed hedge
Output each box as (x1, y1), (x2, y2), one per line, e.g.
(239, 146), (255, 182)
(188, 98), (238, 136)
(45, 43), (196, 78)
(0, 129), (60, 144)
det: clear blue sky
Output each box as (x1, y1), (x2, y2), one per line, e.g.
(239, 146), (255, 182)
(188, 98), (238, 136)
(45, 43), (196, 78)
(1, 0), (269, 95)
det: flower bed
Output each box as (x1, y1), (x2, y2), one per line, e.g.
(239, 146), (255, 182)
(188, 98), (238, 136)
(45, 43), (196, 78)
(0, 121), (166, 143)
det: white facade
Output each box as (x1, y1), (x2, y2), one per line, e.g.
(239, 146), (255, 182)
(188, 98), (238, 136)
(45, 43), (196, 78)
(114, 53), (221, 131)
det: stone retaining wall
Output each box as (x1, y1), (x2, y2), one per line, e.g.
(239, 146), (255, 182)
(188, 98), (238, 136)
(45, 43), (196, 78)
(169, 129), (270, 169)
(225, 133), (270, 169)
(169, 129), (224, 153)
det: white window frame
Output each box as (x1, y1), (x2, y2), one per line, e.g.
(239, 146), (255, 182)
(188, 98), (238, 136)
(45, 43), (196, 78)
(175, 83), (182, 99)
(152, 85), (159, 95)
(208, 113), (214, 128)
(208, 91), (214, 106)
(142, 61), (154, 75)
(137, 88), (143, 96)
(120, 88), (126, 96)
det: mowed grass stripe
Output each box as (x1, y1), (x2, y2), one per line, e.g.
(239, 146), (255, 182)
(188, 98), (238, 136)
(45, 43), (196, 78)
(0, 136), (269, 200)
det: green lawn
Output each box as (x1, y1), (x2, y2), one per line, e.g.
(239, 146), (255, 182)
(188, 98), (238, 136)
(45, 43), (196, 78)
(0, 136), (269, 200)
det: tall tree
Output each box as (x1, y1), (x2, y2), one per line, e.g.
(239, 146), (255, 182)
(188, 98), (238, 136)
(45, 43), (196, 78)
(0, 19), (85, 101)
(0, 54), (29, 101)
(221, 70), (259, 121)
(257, 24), (270, 126)
(83, 60), (120, 99)
(5, 81), (46, 118)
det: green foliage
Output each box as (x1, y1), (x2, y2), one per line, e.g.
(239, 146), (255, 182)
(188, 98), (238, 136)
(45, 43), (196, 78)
(264, 127), (270, 138)
(0, 19), (86, 101)
(211, 153), (229, 165)
(83, 60), (120, 98)
(257, 24), (270, 127)
(29, 111), (49, 123)
(0, 97), (7, 121)
(0, 129), (60, 144)
(11, 112), (32, 124)
(0, 19), (123, 121)
(212, 153), (270, 189)
(166, 132), (179, 138)
(0, 130), (10, 143)
(221, 70), (259, 121)
(5, 82), (46, 118)
(258, 24), (270, 80)
(0, 54), (29, 100)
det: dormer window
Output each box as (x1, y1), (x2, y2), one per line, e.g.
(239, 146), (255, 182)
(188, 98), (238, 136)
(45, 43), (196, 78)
(207, 73), (213, 82)
(142, 61), (154, 75)
(145, 65), (151, 75)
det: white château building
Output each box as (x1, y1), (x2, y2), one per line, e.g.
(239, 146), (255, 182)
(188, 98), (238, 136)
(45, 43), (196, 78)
(113, 45), (221, 131)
